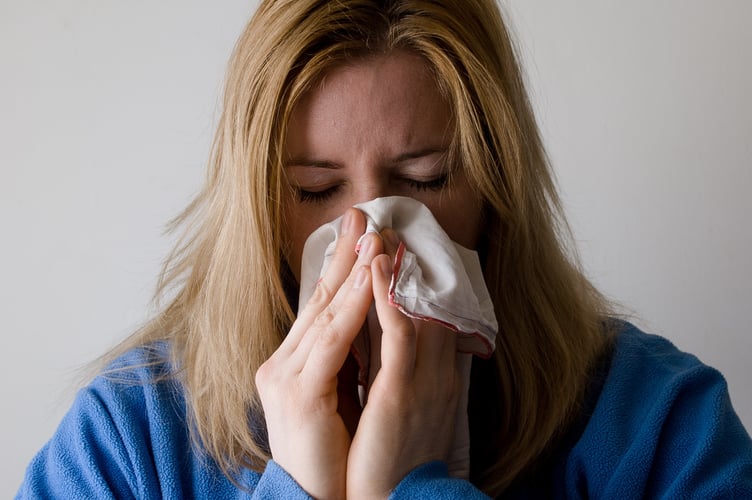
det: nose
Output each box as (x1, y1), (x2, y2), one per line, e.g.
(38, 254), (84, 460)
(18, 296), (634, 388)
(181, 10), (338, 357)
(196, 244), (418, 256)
(348, 173), (393, 206)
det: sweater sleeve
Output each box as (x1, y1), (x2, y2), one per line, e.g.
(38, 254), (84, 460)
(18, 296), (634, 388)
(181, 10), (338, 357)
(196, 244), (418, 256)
(566, 328), (752, 499)
(252, 460), (314, 499)
(389, 461), (490, 499)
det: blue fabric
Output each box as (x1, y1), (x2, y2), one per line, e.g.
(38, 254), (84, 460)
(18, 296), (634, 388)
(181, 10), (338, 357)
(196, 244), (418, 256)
(16, 324), (752, 498)
(561, 327), (752, 499)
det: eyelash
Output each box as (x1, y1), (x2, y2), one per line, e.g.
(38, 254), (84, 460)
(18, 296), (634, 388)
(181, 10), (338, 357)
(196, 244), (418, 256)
(297, 185), (341, 203)
(405, 175), (448, 192)
(296, 174), (449, 203)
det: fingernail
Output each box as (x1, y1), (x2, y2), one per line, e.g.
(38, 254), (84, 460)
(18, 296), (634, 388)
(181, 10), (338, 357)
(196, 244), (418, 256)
(356, 233), (372, 257)
(353, 266), (368, 288)
(341, 210), (353, 235)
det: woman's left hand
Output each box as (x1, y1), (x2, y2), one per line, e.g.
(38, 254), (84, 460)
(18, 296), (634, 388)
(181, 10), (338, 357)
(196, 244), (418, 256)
(346, 248), (468, 498)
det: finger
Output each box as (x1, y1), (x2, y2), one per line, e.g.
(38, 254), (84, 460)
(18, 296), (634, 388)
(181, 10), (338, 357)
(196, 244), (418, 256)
(414, 321), (457, 375)
(316, 208), (369, 305)
(365, 303), (383, 394)
(282, 208), (367, 352)
(301, 264), (374, 386)
(379, 227), (400, 258)
(329, 230), (383, 310)
(371, 253), (416, 383)
(292, 231), (384, 365)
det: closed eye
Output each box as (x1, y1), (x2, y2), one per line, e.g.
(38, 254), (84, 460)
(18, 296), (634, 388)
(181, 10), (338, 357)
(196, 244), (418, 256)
(295, 176), (448, 203)
(404, 174), (449, 192)
(296, 184), (342, 203)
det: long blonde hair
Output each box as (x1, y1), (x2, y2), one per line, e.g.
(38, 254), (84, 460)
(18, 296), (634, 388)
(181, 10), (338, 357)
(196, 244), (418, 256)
(108, 0), (612, 495)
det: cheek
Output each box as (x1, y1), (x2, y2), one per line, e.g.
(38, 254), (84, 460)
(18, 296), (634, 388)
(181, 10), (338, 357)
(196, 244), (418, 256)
(282, 208), (314, 282)
(282, 204), (347, 282)
(428, 180), (485, 250)
(433, 203), (484, 249)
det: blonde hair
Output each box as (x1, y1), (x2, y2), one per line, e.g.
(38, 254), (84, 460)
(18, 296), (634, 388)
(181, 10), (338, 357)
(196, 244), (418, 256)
(108, 0), (613, 495)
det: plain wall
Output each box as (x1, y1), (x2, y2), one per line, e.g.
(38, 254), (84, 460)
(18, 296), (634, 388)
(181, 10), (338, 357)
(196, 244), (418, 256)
(2, 0), (750, 494)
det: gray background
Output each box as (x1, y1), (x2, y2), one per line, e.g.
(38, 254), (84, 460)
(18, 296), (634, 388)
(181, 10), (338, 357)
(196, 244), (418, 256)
(3, 1), (750, 494)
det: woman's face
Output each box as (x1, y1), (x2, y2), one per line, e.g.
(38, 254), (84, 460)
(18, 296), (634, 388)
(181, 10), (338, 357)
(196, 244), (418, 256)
(282, 50), (484, 280)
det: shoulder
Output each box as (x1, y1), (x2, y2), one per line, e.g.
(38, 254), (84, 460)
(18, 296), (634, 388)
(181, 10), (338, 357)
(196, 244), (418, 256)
(17, 343), (257, 498)
(71, 343), (185, 443)
(606, 322), (718, 397)
(88, 342), (179, 409)
(565, 322), (752, 498)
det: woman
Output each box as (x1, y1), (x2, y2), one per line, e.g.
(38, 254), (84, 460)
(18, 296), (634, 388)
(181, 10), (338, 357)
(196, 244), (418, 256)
(17, 0), (751, 498)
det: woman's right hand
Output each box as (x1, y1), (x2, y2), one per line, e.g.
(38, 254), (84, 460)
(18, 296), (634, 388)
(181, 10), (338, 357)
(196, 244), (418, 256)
(255, 208), (378, 499)
(345, 247), (464, 498)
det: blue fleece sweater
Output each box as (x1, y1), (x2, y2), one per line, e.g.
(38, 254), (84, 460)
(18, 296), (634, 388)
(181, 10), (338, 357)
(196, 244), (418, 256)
(16, 324), (752, 498)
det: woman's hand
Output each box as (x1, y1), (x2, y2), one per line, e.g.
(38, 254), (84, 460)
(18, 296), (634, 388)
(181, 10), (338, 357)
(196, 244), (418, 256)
(346, 237), (467, 499)
(255, 209), (380, 500)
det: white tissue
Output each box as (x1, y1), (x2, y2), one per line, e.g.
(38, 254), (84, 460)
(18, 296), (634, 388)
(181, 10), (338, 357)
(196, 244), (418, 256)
(298, 196), (497, 358)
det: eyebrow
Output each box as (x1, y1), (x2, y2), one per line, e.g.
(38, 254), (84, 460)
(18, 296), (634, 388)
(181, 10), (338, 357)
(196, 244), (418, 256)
(283, 158), (342, 169)
(284, 147), (447, 168)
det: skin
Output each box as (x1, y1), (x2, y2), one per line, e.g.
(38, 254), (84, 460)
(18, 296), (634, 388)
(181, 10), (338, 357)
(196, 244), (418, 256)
(256, 51), (484, 499)
(281, 50), (483, 279)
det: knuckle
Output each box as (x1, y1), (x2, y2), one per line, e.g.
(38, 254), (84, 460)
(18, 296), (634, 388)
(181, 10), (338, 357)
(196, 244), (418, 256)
(313, 306), (336, 328)
(307, 279), (334, 308)
(255, 360), (275, 388)
(316, 322), (343, 349)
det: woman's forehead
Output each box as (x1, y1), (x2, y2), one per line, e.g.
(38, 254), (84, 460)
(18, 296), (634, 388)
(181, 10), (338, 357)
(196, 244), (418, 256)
(285, 52), (452, 160)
